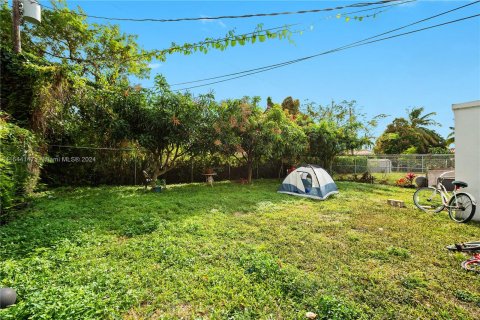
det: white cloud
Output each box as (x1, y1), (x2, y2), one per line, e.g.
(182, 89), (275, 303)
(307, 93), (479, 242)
(148, 63), (162, 69)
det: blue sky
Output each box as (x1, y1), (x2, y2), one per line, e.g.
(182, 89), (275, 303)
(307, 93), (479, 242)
(55, 1), (479, 138)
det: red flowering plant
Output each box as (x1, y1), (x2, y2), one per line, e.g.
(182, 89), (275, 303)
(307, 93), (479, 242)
(405, 172), (416, 186)
(396, 178), (407, 187)
(396, 173), (416, 188)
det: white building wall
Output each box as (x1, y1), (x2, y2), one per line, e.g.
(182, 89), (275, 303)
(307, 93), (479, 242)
(452, 101), (480, 221)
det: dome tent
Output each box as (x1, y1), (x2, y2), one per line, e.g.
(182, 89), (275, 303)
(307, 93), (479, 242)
(278, 164), (338, 200)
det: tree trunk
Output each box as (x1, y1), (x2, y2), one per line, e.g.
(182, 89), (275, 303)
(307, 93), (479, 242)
(247, 162), (253, 184)
(328, 156), (335, 174)
(151, 169), (160, 187)
(278, 160), (284, 179)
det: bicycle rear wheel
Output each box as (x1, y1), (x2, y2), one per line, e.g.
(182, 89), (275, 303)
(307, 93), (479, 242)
(461, 258), (480, 273)
(413, 187), (444, 213)
(448, 193), (476, 223)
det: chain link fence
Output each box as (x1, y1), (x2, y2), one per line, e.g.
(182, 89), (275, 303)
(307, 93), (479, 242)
(332, 154), (455, 175)
(41, 146), (455, 187)
(41, 145), (284, 187)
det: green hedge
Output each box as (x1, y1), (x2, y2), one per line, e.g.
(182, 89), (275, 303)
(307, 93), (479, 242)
(0, 117), (41, 215)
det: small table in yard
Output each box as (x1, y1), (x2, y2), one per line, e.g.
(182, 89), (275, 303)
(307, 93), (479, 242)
(202, 173), (217, 187)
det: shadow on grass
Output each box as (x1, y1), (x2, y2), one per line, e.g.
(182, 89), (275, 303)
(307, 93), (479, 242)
(0, 180), (307, 260)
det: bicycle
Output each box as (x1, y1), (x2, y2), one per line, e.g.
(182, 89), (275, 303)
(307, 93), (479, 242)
(413, 170), (477, 223)
(446, 241), (480, 273)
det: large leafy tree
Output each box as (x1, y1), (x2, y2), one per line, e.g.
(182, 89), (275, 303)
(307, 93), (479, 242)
(307, 100), (382, 154)
(213, 97), (282, 183)
(18, 1), (150, 85)
(108, 76), (215, 184)
(265, 105), (307, 177)
(304, 120), (342, 171)
(374, 118), (423, 154)
(301, 100), (383, 170)
(2, 0), (297, 83)
(407, 107), (444, 149)
(374, 107), (446, 154)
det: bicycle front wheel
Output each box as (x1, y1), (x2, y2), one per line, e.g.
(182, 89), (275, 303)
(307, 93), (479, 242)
(461, 259), (480, 273)
(448, 193), (476, 223)
(413, 187), (444, 213)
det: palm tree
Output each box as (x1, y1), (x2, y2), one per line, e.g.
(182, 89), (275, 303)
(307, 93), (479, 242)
(446, 126), (454, 146)
(407, 107), (440, 128)
(406, 107), (444, 152)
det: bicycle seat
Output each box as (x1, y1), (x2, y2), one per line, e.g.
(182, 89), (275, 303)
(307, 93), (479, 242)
(452, 181), (468, 188)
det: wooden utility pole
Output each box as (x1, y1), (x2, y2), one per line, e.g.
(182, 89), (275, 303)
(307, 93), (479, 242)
(12, 0), (22, 53)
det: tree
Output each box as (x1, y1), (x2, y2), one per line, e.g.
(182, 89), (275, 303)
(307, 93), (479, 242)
(281, 96), (300, 115)
(374, 107), (446, 154)
(109, 76), (215, 184)
(213, 97), (281, 183)
(266, 96), (274, 110)
(446, 126), (454, 146)
(306, 100), (382, 154)
(406, 107), (444, 150)
(18, 2), (151, 85)
(374, 118), (422, 154)
(264, 105), (307, 177)
(1, 1), (297, 83)
(305, 119), (364, 171)
(0, 0), (298, 141)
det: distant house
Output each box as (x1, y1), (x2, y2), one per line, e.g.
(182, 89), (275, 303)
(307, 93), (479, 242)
(352, 149), (374, 156)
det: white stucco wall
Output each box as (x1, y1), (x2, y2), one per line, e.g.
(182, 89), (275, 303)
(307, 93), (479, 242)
(452, 101), (480, 221)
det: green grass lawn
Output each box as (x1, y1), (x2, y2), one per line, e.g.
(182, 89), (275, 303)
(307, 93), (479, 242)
(1, 180), (479, 319)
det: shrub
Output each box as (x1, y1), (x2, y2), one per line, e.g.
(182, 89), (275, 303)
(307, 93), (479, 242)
(0, 117), (41, 218)
(349, 172), (375, 184)
(396, 172), (416, 188)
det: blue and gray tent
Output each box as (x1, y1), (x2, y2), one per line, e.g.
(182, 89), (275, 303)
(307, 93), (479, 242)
(278, 164), (338, 200)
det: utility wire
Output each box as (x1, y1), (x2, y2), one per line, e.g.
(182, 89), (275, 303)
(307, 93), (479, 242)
(327, 0), (415, 18)
(40, 0), (403, 23)
(172, 13), (480, 91)
(170, 1), (480, 88)
(31, 1), (413, 63)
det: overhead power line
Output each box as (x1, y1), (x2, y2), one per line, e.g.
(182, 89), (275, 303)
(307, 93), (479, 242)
(170, 1), (480, 90)
(33, 0), (413, 63)
(172, 14), (480, 91)
(41, 0), (403, 23)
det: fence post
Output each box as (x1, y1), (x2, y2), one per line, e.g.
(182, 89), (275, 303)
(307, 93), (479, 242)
(134, 155), (137, 185)
(354, 157), (357, 174)
(228, 164), (231, 180)
(190, 160), (194, 183)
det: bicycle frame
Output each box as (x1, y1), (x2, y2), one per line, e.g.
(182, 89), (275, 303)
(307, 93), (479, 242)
(432, 183), (452, 207)
(432, 170), (461, 209)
